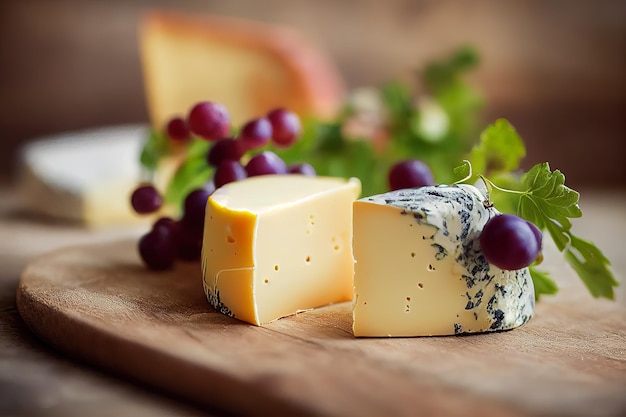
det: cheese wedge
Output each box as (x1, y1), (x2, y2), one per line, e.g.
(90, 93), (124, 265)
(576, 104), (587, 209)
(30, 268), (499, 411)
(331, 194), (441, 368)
(353, 184), (534, 337)
(18, 125), (176, 227)
(140, 11), (345, 127)
(202, 175), (361, 325)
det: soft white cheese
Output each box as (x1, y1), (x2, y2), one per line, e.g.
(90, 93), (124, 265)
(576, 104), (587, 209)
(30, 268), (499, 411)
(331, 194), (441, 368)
(18, 125), (174, 227)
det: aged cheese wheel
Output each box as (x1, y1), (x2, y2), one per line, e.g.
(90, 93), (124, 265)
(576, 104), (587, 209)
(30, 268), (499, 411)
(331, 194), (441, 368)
(140, 11), (346, 127)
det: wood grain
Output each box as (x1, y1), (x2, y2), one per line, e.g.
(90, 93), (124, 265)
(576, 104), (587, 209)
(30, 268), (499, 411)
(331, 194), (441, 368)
(16, 240), (626, 417)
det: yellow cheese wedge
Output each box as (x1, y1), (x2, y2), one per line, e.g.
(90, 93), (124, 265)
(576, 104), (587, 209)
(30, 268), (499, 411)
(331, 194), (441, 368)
(140, 11), (346, 127)
(202, 175), (361, 325)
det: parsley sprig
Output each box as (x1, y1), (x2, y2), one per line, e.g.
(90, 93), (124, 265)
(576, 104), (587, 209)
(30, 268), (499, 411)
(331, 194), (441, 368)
(455, 120), (617, 300)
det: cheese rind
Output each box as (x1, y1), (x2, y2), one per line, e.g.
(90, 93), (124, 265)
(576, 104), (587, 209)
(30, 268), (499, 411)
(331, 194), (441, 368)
(202, 175), (361, 325)
(352, 184), (534, 337)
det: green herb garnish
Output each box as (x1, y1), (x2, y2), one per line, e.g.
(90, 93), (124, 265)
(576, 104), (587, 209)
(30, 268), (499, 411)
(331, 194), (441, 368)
(455, 120), (617, 300)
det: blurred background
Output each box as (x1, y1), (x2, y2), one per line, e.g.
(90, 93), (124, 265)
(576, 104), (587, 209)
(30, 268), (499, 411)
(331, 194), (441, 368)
(0, 0), (624, 188)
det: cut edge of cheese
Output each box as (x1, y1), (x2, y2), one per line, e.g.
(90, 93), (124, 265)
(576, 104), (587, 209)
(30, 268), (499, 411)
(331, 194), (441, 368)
(201, 175), (360, 325)
(140, 10), (346, 128)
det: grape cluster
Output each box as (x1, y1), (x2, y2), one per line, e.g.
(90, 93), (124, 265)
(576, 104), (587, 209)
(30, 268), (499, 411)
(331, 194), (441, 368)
(131, 101), (312, 270)
(134, 102), (541, 272)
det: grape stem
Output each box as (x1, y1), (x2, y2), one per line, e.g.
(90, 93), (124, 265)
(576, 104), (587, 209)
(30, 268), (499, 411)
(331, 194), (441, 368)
(453, 160), (473, 184)
(478, 174), (525, 195)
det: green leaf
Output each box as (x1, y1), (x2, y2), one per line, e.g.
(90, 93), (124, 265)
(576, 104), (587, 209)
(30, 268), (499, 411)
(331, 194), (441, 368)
(488, 173), (523, 215)
(529, 267), (558, 300)
(517, 194), (544, 228)
(315, 122), (346, 153)
(344, 140), (381, 197)
(380, 80), (413, 119)
(140, 130), (170, 172)
(469, 119), (526, 177)
(520, 162), (551, 192)
(449, 45), (480, 71)
(453, 160), (471, 182)
(186, 137), (212, 159)
(543, 217), (571, 252)
(524, 165), (580, 209)
(164, 139), (212, 210)
(518, 163), (582, 251)
(424, 46), (479, 92)
(436, 83), (482, 119)
(565, 235), (616, 299)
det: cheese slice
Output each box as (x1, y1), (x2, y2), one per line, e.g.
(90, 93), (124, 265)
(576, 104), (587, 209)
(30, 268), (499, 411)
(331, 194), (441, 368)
(352, 184), (534, 337)
(140, 11), (345, 127)
(18, 125), (176, 227)
(202, 175), (361, 325)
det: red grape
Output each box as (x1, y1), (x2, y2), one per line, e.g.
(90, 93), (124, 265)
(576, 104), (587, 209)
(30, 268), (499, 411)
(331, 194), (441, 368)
(288, 163), (316, 176)
(480, 214), (541, 270)
(138, 230), (176, 270)
(267, 108), (301, 147)
(177, 224), (203, 261)
(214, 160), (247, 188)
(131, 184), (162, 214)
(182, 187), (213, 230)
(153, 217), (180, 243)
(239, 117), (273, 150)
(206, 138), (245, 167)
(245, 151), (288, 177)
(187, 101), (231, 140)
(165, 117), (190, 142)
(526, 220), (543, 250)
(388, 159), (435, 191)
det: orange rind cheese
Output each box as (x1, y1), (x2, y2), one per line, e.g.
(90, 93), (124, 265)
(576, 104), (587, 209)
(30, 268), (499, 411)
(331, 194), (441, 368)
(140, 11), (346, 127)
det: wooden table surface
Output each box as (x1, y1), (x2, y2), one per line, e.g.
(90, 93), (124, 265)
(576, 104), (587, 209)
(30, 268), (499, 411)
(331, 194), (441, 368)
(1, 186), (625, 416)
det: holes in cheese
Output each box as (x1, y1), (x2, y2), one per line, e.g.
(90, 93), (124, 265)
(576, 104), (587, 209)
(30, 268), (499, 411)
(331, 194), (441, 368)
(352, 184), (534, 337)
(202, 175), (361, 325)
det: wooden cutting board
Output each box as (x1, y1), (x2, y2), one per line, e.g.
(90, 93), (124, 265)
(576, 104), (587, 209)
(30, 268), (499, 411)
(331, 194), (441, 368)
(16, 240), (626, 417)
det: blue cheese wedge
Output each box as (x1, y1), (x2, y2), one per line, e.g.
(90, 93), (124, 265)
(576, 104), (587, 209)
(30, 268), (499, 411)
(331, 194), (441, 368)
(352, 184), (534, 337)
